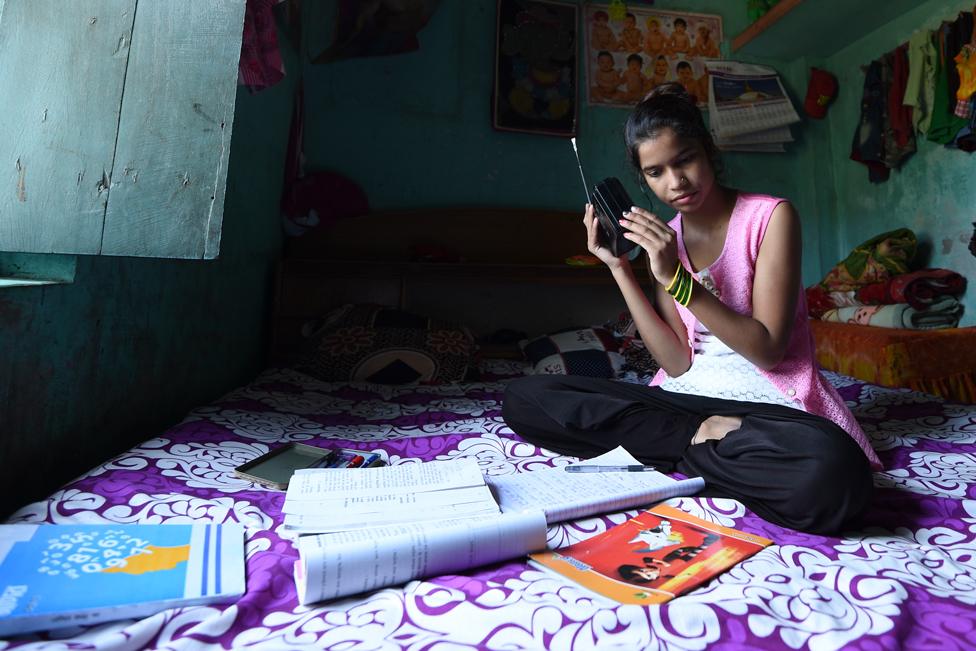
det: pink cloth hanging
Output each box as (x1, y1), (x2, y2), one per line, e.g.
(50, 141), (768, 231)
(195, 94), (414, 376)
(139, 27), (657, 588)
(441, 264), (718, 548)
(239, 0), (287, 93)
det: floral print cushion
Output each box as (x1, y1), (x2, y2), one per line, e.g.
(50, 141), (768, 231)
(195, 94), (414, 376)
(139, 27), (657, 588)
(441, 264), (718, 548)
(294, 303), (475, 384)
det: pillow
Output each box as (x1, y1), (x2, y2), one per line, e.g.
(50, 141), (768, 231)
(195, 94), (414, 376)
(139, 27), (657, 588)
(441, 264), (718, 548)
(604, 311), (661, 380)
(519, 327), (624, 378)
(295, 304), (475, 384)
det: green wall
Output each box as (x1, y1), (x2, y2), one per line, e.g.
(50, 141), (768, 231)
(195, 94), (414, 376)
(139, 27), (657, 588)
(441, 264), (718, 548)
(3, 1), (972, 517)
(301, 0), (828, 284)
(0, 46), (298, 519)
(819, 0), (975, 325)
(301, 0), (972, 315)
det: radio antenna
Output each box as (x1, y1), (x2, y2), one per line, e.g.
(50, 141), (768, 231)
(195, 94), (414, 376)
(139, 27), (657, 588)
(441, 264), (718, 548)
(570, 138), (591, 203)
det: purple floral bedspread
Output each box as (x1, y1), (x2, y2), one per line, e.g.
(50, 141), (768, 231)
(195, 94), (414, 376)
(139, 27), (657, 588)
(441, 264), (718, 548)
(4, 360), (976, 651)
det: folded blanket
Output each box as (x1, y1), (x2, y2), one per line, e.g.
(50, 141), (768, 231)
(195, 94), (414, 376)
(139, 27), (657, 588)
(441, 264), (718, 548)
(805, 287), (867, 318)
(855, 268), (967, 309)
(818, 228), (917, 292)
(821, 297), (964, 330)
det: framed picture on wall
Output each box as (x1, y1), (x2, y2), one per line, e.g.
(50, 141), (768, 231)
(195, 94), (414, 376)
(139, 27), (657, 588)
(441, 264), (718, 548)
(493, 0), (578, 137)
(584, 4), (722, 108)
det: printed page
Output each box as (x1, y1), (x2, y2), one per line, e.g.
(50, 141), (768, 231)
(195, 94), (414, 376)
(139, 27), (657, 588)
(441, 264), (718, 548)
(294, 510), (548, 605)
(287, 458), (485, 500)
(283, 485), (501, 532)
(488, 447), (705, 523)
(705, 60), (800, 138)
(283, 458), (500, 534)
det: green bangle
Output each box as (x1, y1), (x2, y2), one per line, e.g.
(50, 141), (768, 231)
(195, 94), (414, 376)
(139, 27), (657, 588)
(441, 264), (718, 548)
(666, 264), (694, 307)
(664, 261), (682, 293)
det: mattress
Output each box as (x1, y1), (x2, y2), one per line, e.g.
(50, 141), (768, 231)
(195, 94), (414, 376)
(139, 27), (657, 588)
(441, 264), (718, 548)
(6, 359), (976, 650)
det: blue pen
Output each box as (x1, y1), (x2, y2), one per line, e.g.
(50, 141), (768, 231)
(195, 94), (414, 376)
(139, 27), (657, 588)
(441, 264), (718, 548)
(359, 453), (381, 468)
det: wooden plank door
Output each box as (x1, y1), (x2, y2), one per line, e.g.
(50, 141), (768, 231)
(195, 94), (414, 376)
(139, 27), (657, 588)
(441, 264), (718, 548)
(100, 0), (245, 259)
(0, 0), (136, 254)
(0, 0), (244, 259)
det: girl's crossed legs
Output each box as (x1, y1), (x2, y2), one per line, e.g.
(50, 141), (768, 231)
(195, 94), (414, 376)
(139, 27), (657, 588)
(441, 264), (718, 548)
(502, 375), (873, 534)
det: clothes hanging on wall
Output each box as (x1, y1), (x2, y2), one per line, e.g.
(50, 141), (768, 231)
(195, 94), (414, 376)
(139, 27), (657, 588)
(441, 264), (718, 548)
(239, 0), (288, 92)
(946, 10), (973, 106)
(313, 0), (442, 64)
(850, 52), (915, 183)
(904, 29), (938, 134)
(850, 61), (890, 183)
(852, 8), (976, 180)
(955, 44), (976, 117)
(927, 22), (968, 144)
(884, 45), (916, 163)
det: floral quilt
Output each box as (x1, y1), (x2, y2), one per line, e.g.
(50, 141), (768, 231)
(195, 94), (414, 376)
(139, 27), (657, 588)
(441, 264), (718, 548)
(4, 360), (976, 651)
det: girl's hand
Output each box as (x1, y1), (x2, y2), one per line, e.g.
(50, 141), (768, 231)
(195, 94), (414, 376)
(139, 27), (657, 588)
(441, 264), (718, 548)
(583, 203), (629, 270)
(619, 206), (679, 285)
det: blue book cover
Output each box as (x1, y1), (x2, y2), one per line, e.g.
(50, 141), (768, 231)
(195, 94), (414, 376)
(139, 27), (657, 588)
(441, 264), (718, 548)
(0, 523), (245, 637)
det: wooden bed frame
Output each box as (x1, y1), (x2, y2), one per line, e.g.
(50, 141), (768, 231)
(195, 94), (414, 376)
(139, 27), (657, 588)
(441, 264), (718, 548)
(270, 207), (631, 365)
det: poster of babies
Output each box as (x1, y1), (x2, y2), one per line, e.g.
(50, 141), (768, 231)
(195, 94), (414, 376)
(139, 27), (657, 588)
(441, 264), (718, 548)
(584, 4), (722, 108)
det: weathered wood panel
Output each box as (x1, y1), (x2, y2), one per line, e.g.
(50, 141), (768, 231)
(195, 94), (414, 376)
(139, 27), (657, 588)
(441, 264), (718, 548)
(0, 0), (135, 253)
(101, 0), (245, 259)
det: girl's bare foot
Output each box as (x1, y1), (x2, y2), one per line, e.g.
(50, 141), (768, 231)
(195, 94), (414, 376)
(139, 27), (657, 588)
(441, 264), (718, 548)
(692, 415), (742, 445)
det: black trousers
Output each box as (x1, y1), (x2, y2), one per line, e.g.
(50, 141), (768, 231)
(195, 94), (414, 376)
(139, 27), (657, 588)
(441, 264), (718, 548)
(502, 375), (873, 534)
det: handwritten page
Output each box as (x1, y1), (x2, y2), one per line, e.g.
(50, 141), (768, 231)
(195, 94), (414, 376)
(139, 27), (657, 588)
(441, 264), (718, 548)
(294, 510), (548, 605)
(487, 447), (705, 523)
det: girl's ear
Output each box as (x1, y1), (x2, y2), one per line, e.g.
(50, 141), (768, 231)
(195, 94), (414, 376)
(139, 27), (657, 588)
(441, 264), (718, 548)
(637, 173), (655, 206)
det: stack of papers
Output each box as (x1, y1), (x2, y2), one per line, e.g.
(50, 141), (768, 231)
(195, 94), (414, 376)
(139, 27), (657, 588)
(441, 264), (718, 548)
(282, 458), (500, 534)
(706, 60), (800, 153)
(287, 447), (707, 605)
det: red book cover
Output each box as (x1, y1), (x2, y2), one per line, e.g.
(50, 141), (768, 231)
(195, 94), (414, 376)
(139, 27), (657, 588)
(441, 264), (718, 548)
(529, 504), (773, 605)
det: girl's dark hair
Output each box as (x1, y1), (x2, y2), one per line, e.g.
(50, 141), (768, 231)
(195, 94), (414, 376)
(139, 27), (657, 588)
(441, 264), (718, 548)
(624, 82), (722, 176)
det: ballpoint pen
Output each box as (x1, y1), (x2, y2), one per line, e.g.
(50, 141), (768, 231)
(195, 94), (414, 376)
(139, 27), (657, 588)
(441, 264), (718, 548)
(307, 450), (337, 469)
(563, 465), (656, 473)
(359, 453), (382, 468)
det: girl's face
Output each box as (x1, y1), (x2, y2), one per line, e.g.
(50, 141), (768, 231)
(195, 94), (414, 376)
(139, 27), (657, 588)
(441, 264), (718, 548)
(637, 128), (714, 213)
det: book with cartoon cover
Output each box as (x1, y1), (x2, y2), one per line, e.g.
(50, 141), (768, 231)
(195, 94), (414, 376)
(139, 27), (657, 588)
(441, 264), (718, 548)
(529, 504), (772, 605)
(0, 523), (244, 637)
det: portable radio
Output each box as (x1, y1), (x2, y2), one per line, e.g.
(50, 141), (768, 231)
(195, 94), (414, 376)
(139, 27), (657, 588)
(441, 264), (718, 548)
(570, 139), (638, 257)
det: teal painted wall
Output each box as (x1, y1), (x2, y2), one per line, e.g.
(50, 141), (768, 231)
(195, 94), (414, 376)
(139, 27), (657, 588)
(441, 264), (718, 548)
(0, 42), (298, 518)
(817, 0), (975, 325)
(301, 0), (830, 284)
(3, 1), (973, 517)
(301, 0), (973, 308)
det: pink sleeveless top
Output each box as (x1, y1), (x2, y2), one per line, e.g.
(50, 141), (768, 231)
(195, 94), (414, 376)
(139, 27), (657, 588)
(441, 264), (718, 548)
(650, 193), (882, 470)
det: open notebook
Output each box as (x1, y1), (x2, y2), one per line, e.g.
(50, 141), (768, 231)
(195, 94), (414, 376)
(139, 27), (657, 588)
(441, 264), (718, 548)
(290, 447), (705, 604)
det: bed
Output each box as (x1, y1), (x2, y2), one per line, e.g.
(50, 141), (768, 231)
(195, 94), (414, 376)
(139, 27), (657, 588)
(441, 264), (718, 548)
(6, 209), (976, 650)
(5, 355), (976, 650)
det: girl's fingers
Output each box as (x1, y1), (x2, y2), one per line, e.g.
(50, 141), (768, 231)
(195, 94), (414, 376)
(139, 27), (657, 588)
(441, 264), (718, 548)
(623, 206), (672, 234)
(621, 212), (671, 242)
(582, 204), (600, 251)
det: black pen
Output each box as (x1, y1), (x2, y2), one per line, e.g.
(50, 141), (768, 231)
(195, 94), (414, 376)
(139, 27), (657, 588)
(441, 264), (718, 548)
(307, 450), (338, 469)
(563, 465), (655, 473)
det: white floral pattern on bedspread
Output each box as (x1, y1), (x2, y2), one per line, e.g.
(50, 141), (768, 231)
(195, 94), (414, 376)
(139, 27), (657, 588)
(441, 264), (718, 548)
(4, 363), (976, 651)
